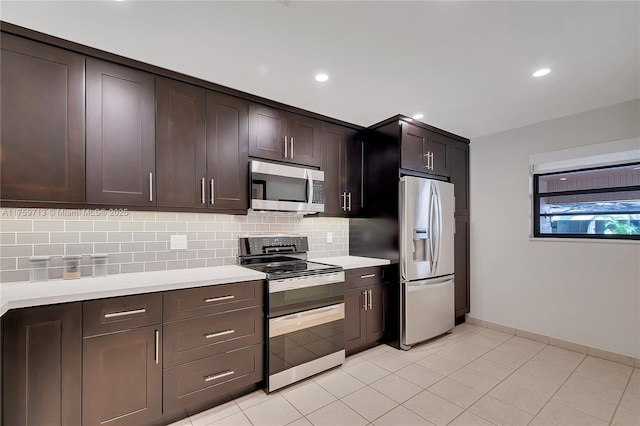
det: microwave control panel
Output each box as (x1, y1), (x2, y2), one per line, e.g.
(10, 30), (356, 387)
(312, 181), (324, 204)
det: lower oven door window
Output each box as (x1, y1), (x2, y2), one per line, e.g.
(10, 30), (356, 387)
(269, 303), (344, 376)
(269, 281), (344, 317)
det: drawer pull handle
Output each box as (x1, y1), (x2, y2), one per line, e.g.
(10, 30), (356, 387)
(204, 370), (234, 382)
(204, 295), (235, 303)
(205, 329), (235, 339)
(104, 308), (146, 319)
(154, 329), (159, 365)
(360, 274), (376, 279)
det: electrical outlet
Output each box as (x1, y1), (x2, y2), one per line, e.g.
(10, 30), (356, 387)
(170, 234), (188, 250)
(326, 232), (333, 244)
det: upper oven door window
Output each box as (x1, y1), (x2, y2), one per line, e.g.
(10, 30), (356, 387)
(269, 281), (343, 317)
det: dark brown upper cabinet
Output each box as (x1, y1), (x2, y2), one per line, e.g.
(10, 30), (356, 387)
(156, 78), (248, 212)
(449, 141), (469, 217)
(249, 104), (321, 168)
(86, 58), (156, 206)
(2, 303), (82, 426)
(156, 77), (207, 208)
(0, 34), (86, 203)
(321, 123), (357, 215)
(401, 123), (449, 177)
(206, 91), (249, 211)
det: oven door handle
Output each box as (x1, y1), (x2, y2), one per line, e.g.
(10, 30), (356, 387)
(269, 303), (345, 338)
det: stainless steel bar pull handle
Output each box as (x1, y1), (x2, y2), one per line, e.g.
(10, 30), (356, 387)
(362, 290), (368, 310)
(204, 370), (234, 382)
(201, 178), (206, 204)
(104, 308), (146, 319)
(341, 192), (347, 211)
(154, 329), (159, 365)
(347, 192), (352, 211)
(205, 329), (235, 339)
(290, 137), (294, 158)
(204, 295), (235, 303)
(368, 289), (373, 310)
(284, 136), (288, 158)
(360, 274), (376, 279)
(149, 172), (153, 202)
(210, 179), (214, 205)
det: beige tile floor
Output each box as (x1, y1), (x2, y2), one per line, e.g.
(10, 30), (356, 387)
(169, 323), (640, 426)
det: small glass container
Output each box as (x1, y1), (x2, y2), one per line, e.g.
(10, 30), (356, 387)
(91, 254), (108, 277)
(29, 256), (51, 282)
(62, 255), (82, 280)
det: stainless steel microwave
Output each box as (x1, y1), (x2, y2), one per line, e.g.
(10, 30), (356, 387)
(250, 160), (325, 214)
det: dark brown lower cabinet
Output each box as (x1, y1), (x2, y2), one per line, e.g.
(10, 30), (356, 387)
(163, 345), (263, 416)
(344, 266), (388, 356)
(82, 325), (162, 426)
(455, 216), (470, 319)
(2, 303), (82, 426)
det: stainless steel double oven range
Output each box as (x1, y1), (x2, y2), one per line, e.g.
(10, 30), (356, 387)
(239, 235), (345, 392)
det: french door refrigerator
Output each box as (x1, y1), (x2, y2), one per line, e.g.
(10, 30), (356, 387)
(400, 175), (455, 349)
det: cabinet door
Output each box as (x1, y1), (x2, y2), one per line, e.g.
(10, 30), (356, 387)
(0, 34), (85, 202)
(83, 325), (162, 426)
(207, 91), (249, 211)
(366, 284), (386, 343)
(344, 288), (366, 355)
(287, 113), (321, 167)
(2, 303), (82, 426)
(156, 77), (207, 208)
(449, 141), (469, 216)
(426, 131), (451, 177)
(321, 123), (351, 215)
(248, 104), (287, 162)
(346, 138), (365, 216)
(400, 123), (427, 172)
(86, 58), (156, 205)
(454, 216), (470, 318)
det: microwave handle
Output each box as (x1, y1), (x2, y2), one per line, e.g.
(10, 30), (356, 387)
(305, 170), (314, 204)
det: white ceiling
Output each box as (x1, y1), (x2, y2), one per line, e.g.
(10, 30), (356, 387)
(2, 1), (639, 139)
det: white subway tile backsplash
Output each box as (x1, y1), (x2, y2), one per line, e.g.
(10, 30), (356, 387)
(121, 222), (145, 231)
(80, 232), (108, 243)
(145, 222), (166, 232)
(94, 221), (120, 231)
(0, 209), (349, 282)
(34, 244), (65, 256)
(17, 232), (49, 244)
(50, 232), (80, 244)
(65, 221), (94, 231)
(120, 242), (145, 252)
(65, 243), (94, 255)
(1, 258), (17, 271)
(34, 220), (65, 231)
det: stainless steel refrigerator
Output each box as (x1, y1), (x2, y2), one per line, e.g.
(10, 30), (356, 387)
(400, 175), (455, 349)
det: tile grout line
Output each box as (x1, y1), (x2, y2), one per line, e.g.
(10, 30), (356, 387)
(607, 367), (635, 426)
(525, 349), (592, 426)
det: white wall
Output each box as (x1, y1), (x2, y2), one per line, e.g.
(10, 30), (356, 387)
(470, 99), (640, 358)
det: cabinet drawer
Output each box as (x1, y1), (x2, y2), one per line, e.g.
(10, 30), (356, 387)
(345, 266), (385, 289)
(163, 306), (264, 367)
(83, 293), (162, 337)
(163, 344), (263, 414)
(164, 280), (263, 322)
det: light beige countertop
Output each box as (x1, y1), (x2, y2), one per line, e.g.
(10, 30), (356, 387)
(310, 255), (391, 270)
(0, 265), (266, 317)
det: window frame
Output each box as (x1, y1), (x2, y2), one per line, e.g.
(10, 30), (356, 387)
(532, 163), (640, 241)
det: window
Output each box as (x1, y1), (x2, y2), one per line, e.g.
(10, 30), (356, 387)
(533, 163), (640, 239)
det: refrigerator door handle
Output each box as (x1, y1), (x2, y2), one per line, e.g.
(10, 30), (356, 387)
(400, 178), (407, 279)
(430, 183), (441, 274)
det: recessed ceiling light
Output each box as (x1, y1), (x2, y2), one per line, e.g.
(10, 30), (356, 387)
(412, 114), (424, 120)
(315, 74), (329, 82)
(633, 166), (640, 170)
(533, 68), (551, 77)
(560, 177), (567, 181)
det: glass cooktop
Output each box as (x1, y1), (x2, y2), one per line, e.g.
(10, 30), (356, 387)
(242, 258), (341, 278)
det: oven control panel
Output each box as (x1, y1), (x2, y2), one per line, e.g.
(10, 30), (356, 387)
(239, 235), (309, 256)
